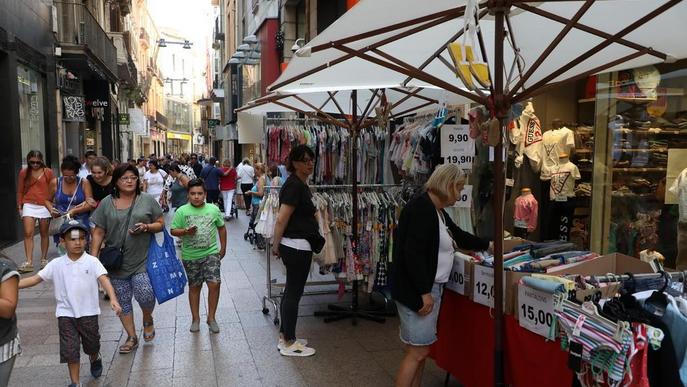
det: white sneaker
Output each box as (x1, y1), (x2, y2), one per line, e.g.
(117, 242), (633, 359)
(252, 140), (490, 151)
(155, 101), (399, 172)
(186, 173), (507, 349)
(279, 341), (315, 357)
(277, 338), (308, 351)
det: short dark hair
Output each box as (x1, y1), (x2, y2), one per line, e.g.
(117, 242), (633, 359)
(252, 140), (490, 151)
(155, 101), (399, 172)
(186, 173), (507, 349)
(149, 159), (159, 169)
(169, 162), (182, 174)
(112, 164), (142, 197)
(187, 178), (205, 192)
(84, 150), (97, 158)
(61, 155), (81, 174)
(286, 145), (315, 173)
(209, 157), (217, 165)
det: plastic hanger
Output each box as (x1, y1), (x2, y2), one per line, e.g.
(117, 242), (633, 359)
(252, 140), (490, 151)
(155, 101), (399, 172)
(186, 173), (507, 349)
(645, 271), (670, 317)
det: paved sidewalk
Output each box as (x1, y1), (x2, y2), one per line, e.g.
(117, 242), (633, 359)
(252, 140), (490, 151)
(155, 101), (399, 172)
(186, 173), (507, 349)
(3, 214), (454, 387)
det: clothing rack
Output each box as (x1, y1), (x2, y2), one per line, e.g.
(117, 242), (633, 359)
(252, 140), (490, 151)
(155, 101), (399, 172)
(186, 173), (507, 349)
(260, 183), (402, 326)
(581, 271), (687, 283)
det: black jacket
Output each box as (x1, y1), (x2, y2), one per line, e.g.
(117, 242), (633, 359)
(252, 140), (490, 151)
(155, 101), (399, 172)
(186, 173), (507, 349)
(391, 192), (489, 311)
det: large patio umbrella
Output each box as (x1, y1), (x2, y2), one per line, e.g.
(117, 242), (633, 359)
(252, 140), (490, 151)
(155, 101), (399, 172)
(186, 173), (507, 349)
(264, 0), (687, 384)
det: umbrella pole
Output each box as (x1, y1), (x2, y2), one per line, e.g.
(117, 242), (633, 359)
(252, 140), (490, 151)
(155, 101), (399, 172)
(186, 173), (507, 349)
(491, 1), (507, 386)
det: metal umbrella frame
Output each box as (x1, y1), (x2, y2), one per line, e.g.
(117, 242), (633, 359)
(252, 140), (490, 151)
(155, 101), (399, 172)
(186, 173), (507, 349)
(261, 0), (687, 384)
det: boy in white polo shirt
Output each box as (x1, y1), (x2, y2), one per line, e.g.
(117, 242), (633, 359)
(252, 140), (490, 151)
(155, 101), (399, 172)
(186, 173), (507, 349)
(19, 220), (121, 387)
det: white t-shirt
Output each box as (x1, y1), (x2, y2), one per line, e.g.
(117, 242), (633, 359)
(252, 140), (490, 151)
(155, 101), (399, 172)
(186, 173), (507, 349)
(144, 170), (168, 199)
(669, 168), (687, 222)
(435, 211), (455, 283)
(237, 164), (255, 184)
(517, 111), (543, 172)
(137, 166), (147, 178)
(540, 127), (576, 180)
(548, 161), (581, 200)
(38, 253), (108, 318)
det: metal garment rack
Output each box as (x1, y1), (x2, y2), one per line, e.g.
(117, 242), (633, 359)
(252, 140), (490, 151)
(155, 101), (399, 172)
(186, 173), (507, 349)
(261, 183), (401, 326)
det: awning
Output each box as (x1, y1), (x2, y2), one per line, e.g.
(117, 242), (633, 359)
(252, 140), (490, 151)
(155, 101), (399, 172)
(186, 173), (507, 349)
(167, 132), (192, 141)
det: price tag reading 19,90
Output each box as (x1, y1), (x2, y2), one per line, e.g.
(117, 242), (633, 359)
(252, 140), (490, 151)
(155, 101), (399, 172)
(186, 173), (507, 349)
(445, 252), (471, 295)
(518, 283), (556, 339)
(441, 124), (475, 169)
(472, 265), (504, 309)
(452, 185), (473, 208)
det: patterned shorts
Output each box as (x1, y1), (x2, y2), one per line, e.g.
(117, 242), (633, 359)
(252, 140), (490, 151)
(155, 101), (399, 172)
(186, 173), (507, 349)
(58, 315), (100, 364)
(182, 254), (222, 287)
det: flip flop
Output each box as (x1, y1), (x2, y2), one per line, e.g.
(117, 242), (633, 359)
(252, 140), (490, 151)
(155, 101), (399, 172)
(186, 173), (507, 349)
(447, 42), (475, 90)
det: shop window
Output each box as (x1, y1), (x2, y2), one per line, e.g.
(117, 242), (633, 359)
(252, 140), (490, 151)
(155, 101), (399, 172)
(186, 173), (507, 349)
(17, 64), (45, 162)
(590, 60), (687, 269)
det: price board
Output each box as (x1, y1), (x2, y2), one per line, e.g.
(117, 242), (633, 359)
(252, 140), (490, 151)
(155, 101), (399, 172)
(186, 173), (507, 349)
(452, 185), (473, 208)
(441, 124), (475, 169)
(445, 252), (471, 295)
(518, 284), (556, 339)
(472, 265), (504, 308)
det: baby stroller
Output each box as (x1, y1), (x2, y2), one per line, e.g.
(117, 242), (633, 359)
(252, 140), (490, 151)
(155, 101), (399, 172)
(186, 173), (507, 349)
(218, 193), (239, 219)
(244, 204), (265, 250)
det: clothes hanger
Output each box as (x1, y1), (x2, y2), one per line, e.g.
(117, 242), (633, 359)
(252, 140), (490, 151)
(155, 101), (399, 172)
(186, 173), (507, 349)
(645, 271), (670, 317)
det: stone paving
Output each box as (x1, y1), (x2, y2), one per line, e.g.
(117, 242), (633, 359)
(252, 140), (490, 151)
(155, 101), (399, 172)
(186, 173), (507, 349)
(3, 214), (457, 387)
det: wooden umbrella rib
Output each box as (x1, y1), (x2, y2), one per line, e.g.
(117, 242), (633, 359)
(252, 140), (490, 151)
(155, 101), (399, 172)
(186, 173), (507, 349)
(310, 6), (466, 53)
(270, 12), (459, 92)
(508, 0), (595, 98)
(390, 87), (438, 105)
(328, 91), (348, 118)
(272, 100), (350, 129)
(389, 101), (435, 119)
(520, 0), (679, 101)
(319, 91), (338, 111)
(362, 47), (484, 103)
(356, 89), (380, 129)
(388, 88), (419, 110)
(292, 95), (347, 127)
(515, 49), (649, 102)
(515, 3), (667, 61)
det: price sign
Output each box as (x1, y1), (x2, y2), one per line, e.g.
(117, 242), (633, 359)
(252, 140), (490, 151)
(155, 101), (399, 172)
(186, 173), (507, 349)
(472, 265), (504, 308)
(452, 185), (473, 208)
(445, 252), (471, 295)
(518, 284), (556, 339)
(441, 124), (475, 168)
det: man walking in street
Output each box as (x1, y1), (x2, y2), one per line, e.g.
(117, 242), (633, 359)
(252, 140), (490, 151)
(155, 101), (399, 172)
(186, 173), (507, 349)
(236, 159), (255, 216)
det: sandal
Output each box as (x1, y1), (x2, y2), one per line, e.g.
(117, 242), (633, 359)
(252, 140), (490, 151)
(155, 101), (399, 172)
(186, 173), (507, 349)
(18, 262), (33, 274)
(119, 336), (138, 354)
(40, 259), (48, 269)
(143, 320), (155, 342)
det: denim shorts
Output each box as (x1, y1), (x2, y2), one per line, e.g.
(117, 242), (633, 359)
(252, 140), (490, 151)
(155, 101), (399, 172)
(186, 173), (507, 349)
(396, 283), (444, 346)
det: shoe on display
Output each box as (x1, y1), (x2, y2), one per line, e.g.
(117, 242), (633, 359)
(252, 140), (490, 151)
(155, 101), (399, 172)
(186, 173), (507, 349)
(279, 342), (316, 357)
(277, 338), (308, 351)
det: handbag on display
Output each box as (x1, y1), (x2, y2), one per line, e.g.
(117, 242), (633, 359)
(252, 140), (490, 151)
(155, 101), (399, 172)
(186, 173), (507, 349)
(99, 196), (136, 271)
(48, 178), (82, 236)
(146, 229), (186, 304)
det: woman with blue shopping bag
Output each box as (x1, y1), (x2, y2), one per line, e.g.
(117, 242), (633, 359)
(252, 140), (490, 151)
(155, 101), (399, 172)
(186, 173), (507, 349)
(171, 178), (227, 334)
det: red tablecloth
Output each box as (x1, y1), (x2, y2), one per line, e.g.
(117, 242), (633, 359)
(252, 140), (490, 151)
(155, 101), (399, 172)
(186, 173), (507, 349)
(430, 291), (573, 387)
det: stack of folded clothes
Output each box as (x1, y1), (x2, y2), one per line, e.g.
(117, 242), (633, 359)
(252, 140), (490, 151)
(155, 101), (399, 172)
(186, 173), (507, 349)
(575, 182), (592, 197)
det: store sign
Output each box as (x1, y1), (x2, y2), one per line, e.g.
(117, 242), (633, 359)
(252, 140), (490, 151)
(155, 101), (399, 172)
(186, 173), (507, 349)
(207, 119), (220, 128)
(472, 265), (505, 309)
(63, 96), (86, 122)
(118, 114), (130, 125)
(168, 132), (192, 141)
(452, 185), (473, 208)
(445, 252), (471, 295)
(441, 124), (475, 169)
(128, 108), (146, 135)
(518, 284), (556, 339)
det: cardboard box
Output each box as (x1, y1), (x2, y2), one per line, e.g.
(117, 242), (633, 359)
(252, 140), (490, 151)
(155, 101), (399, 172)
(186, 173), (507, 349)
(508, 253), (655, 318)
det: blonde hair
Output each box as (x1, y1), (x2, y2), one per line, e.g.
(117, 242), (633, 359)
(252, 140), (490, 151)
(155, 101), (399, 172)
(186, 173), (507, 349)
(424, 164), (466, 202)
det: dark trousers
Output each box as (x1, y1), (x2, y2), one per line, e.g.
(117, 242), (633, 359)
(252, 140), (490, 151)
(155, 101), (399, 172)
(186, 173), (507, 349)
(206, 189), (220, 204)
(240, 183), (253, 211)
(279, 244), (312, 341)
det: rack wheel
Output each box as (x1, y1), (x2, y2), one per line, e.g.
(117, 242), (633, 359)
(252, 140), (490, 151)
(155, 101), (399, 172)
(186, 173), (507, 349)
(262, 307), (269, 315)
(273, 318), (280, 326)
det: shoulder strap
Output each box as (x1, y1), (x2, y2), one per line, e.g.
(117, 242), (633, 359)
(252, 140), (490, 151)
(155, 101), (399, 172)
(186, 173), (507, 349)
(113, 195), (137, 251)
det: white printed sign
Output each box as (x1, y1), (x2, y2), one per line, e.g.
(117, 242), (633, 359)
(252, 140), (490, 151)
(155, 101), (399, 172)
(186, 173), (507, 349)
(445, 252), (471, 295)
(441, 124), (475, 169)
(472, 265), (505, 309)
(518, 284), (556, 339)
(452, 185), (473, 208)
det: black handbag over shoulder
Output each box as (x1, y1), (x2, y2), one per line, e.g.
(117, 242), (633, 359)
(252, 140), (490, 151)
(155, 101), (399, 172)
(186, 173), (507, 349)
(99, 196), (136, 271)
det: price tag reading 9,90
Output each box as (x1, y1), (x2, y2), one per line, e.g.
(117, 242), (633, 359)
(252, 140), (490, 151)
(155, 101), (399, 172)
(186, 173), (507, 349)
(441, 125), (475, 169)
(518, 283), (556, 339)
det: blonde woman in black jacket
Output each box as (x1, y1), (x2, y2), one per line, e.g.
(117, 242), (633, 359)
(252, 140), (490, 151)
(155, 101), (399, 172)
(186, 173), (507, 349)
(392, 164), (491, 387)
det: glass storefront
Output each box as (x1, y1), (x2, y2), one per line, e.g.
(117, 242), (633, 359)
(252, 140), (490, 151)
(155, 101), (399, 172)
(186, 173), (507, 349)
(17, 64), (45, 161)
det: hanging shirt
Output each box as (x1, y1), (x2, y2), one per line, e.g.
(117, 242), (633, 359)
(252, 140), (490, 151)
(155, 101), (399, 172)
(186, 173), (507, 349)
(669, 168), (687, 223)
(517, 111), (543, 172)
(548, 161), (581, 200)
(435, 211), (455, 283)
(514, 192), (539, 232)
(540, 127), (575, 180)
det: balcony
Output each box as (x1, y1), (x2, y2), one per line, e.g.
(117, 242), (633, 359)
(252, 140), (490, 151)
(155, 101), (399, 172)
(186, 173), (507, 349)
(214, 17), (225, 41)
(55, 2), (118, 79)
(155, 111), (169, 129)
(118, 0), (132, 16)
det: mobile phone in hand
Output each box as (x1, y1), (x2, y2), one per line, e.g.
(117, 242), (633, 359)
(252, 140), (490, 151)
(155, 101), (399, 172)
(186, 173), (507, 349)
(129, 225), (141, 233)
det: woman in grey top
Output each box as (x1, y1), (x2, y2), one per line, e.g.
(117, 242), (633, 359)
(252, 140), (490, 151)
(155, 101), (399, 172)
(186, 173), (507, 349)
(90, 164), (164, 354)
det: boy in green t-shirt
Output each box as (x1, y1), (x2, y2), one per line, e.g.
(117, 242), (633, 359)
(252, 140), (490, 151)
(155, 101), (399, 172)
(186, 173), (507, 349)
(171, 178), (227, 334)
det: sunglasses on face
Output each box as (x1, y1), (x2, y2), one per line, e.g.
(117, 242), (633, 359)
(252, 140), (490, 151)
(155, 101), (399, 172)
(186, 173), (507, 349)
(29, 161), (42, 166)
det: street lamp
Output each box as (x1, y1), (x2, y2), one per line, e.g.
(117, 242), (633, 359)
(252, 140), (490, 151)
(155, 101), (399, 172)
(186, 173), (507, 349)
(291, 38), (305, 52)
(157, 39), (193, 49)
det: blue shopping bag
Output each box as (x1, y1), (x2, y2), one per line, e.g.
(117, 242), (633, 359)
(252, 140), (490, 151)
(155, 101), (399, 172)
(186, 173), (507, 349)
(147, 229), (187, 304)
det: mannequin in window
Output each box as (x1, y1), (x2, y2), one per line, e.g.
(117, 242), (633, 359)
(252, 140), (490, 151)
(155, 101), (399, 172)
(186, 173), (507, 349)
(541, 119), (576, 180)
(514, 188), (538, 239)
(546, 153), (581, 241)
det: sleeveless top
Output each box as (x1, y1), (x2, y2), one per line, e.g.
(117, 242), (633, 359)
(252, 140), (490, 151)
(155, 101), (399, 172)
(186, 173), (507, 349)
(55, 177), (89, 226)
(87, 175), (114, 205)
(170, 179), (188, 209)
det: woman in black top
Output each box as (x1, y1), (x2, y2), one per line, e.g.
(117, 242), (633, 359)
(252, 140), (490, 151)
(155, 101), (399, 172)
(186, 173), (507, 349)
(272, 145), (319, 357)
(86, 156), (114, 208)
(392, 164), (490, 387)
